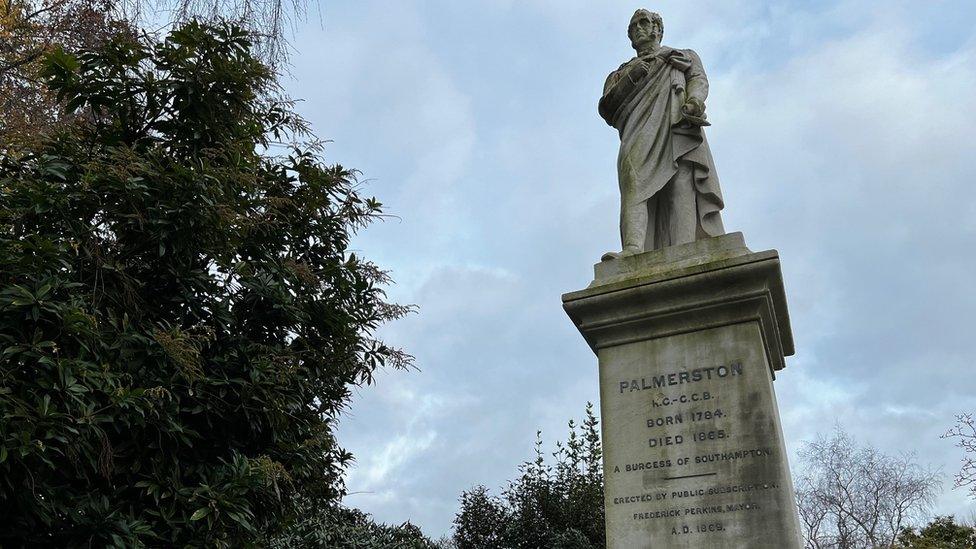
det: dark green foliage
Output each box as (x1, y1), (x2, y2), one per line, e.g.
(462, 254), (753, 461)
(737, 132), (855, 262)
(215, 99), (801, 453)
(453, 486), (511, 548)
(0, 21), (413, 547)
(453, 403), (605, 549)
(269, 500), (437, 549)
(896, 516), (976, 549)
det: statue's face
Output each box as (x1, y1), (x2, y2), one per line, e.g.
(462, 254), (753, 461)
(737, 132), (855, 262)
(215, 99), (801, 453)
(628, 11), (662, 50)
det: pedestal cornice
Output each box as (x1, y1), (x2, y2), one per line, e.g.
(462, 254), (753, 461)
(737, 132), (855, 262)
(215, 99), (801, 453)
(562, 233), (794, 374)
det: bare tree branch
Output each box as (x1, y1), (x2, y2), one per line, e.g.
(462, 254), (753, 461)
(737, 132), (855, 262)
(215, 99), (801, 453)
(795, 427), (941, 549)
(944, 414), (976, 496)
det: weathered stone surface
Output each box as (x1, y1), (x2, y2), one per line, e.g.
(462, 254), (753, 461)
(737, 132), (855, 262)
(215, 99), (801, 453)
(591, 231), (750, 285)
(600, 9), (725, 259)
(563, 233), (802, 548)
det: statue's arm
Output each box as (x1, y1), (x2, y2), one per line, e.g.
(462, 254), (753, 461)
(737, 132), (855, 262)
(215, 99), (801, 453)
(598, 68), (628, 125)
(684, 49), (709, 104)
(598, 61), (644, 125)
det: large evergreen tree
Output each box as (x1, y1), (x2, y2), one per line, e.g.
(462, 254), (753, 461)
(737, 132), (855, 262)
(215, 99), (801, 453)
(0, 22), (416, 546)
(453, 404), (604, 549)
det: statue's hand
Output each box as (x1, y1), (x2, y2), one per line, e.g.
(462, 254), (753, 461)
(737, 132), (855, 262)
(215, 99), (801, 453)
(627, 60), (651, 83)
(681, 96), (705, 117)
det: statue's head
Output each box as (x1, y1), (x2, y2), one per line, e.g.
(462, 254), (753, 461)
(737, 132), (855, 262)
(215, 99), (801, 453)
(628, 9), (663, 51)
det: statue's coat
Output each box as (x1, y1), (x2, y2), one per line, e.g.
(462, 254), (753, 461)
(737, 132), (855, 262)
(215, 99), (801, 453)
(599, 47), (725, 239)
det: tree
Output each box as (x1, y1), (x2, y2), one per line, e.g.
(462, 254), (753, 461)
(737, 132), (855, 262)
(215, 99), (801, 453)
(453, 486), (511, 548)
(0, 21), (413, 546)
(896, 516), (976, 549)
(453, 403), (605, 549)
(1, 0), (131, 144)
(943, 414), (976, 498)
(269, 502), (438, 548)
(2, 0), (312, 146)
(794, 428), (942, 549)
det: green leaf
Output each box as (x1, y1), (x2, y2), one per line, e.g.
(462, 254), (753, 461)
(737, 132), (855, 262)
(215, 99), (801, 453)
(0, 20), (419, 548)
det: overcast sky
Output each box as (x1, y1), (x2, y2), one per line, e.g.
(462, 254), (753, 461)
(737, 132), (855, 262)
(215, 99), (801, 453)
(282, 0), (976, 537)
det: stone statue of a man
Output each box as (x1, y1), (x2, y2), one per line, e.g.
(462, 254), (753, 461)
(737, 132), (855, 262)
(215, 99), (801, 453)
(600, 9), (725, 260)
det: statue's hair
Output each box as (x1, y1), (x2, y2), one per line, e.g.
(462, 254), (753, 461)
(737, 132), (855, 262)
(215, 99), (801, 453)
(627, 9), (664, 45)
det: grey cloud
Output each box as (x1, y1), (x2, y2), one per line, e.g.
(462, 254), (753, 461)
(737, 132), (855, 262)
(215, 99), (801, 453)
(287, 0), (976, 536)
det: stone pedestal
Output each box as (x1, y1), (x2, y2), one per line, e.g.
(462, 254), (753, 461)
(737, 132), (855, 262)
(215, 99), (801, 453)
(562, 233), (802, 549)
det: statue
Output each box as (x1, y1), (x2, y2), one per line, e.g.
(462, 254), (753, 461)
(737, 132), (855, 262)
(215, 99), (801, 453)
(599, 9), (725, 260)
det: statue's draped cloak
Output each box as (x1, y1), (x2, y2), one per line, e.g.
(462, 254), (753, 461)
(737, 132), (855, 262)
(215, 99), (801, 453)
(602, 47), (725, 238)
